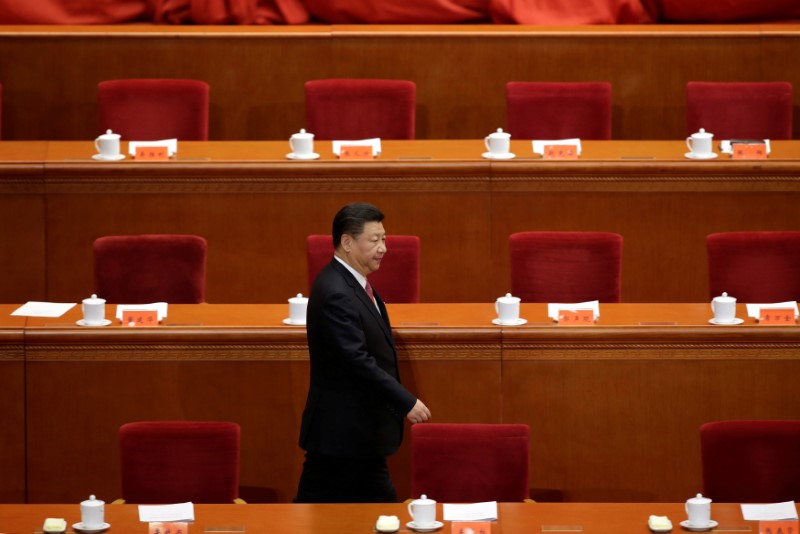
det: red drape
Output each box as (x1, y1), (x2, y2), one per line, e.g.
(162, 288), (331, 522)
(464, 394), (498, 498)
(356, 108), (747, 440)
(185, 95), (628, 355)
(305, 0), (489, 23)
(490, 0), (655, 24)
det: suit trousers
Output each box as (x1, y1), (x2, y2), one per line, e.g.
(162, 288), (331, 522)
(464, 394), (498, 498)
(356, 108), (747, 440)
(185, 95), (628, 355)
(294, 451), (398, 503)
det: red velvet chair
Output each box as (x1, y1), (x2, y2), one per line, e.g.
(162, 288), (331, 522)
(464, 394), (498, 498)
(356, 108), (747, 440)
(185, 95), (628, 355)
(307, 234), (420, 303)
(707, 231), (800, 302)
(701, 420), (800, 503)
(305, 79), (416, 140)
(410, 423), (530, 502)
(119, 421), (241, 504)
(98, 79), (210, 140)
(93, 234), (207, 304)
(506, 82), (612, 140)
(686, 82), (793, 139)
(509, 231), (623, 303)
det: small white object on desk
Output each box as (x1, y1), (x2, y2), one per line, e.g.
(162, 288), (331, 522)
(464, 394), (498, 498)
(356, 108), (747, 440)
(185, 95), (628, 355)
(376, 515), (401, 532)
(741, 501), (799, 521)
(116, 302), (169, 321)
(138, 502), (195, 522)
(746, 301), (799, 319)
(43, 518), (67, 533)
(532, 138), (582, 156)
(648, 515), (672, 532)
(548, 300), (600, 321)
(128, 139), (178, 157)
(11, 301), (76, 317)
(443, 501), (498, 521)
(332, 138), (381, 156)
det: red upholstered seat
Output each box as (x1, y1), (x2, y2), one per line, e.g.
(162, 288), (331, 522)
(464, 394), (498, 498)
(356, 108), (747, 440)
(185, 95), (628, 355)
(509, 231), (623, 303)
(119, 421), (240, 504)
(686, 82), (793, 140)
(307, 234), (420, 303)
(707, 231), (800, 302)
(411, 423), (530, 502)
(98, 79), (210, 140)
(93, 234), (207, 304)
(305, 79), (416, 140)
(506, 82), (612, 140)
(701, 420), (800, 503)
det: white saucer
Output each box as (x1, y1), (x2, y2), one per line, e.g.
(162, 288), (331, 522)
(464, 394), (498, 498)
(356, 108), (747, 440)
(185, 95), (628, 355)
(76, 319), (113, 327)
(680, 520), (717, 532)
(407, 521), (444, 532)
(92, 154), (125, 161)
(708, 318), (744, 325)
(73, 522), (111, 533)
(482, 151), (516, 160)
(286, 152), (320, 160)
(684, 152), (718, 160)
(282, 318), (306, 326)
(492, 318), (528, 326)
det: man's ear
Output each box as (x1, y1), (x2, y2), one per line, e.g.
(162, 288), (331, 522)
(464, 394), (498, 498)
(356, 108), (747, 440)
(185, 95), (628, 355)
(340, 234), (352, 253)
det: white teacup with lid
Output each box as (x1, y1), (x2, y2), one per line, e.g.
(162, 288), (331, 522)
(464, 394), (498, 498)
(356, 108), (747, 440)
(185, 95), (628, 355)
(289, 128), (315, 158)
(685, 493), (712, 528)
(686, 128), (714, 158)
(408, 494), (437, 528)
(288, 293), (308, 325)
(80, 494), (105, 530)
(484, 128), (511, 157)
(81, 294), (106, 326)
(711, 292), (736, 323)
(495, 293), (521, 324)
(94, 129), (122, 159)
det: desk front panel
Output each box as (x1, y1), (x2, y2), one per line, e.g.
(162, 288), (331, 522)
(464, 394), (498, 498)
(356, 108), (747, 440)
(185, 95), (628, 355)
(0, 307), (26, 502)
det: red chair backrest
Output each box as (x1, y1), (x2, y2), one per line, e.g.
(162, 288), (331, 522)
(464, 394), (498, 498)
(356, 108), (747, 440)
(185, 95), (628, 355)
(305, 79), (416, 140)
(411, 423), (530, 502)
(701, 420), (800, 503)
(98, 79), (210, 141)
(707, 231), (800, 302)
(119, 421), (240, 504)
(509, 231), (623, 303)
(686, 82), (793, 140)
(307, 234), (420, 303)
(506, 82), (612, 140)
(94, 234), (207, 304)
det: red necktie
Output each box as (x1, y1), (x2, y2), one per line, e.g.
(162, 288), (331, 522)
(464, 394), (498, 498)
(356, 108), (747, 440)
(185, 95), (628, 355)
(365, 280), (375, 304)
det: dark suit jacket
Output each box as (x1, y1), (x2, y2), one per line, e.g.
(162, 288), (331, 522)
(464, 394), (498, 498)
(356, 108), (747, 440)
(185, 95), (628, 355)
(299, 258), (417, 459)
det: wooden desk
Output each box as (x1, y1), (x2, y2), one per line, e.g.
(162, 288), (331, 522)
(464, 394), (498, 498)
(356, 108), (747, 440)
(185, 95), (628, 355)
(17, 303), (800, 504)
(0, 502), (769, 533)
(1, 140), (799, 304)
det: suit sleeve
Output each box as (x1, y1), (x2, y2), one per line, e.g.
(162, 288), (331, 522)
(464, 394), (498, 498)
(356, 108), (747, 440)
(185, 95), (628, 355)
(320, 289), (417, 416)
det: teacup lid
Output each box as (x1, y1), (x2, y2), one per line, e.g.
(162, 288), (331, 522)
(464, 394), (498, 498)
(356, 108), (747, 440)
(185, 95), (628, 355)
(687, 493), (711, 504)
(82, 294), (105, 305)
(289, 293), (308, 303)
(693, 128), (713, 138)
(488, 127), (510, 139)
(414, 494), (436, 505)
(497, 292), (520, 303)
(81, 494), (104, 507)
(292, 128), (314, 139)
(714, 292), (735, 302)
(97, 129), (120, 140)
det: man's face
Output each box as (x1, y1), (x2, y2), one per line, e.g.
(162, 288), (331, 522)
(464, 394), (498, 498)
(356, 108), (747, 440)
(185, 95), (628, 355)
(343, 221), (386, 277)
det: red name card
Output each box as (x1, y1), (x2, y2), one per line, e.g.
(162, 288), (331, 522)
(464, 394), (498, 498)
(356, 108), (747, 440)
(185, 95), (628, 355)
(558, 309), (595, 325)
(759, 520), (798, 534)
(733, 143), (768, 160)
(759, 308), (796, 325)
(149, 522), (189, 534)
(452, 521), (492, 534)
(136, 146), (170, 161)
(339, 145), (374, 160)
(123, 309), (159, 326)
(544, 145), (579, 160)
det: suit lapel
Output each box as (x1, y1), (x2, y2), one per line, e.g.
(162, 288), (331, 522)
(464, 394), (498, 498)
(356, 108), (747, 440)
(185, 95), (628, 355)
(331, 260), (394, 342)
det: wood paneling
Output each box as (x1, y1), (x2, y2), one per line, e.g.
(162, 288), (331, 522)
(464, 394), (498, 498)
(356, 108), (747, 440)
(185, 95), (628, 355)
(0, 26), (798, 141)
(0, 307), (26, 503)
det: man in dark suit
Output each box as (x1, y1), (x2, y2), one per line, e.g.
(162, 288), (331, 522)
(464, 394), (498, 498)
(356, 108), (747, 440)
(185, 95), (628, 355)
(295, 202), (431, 503)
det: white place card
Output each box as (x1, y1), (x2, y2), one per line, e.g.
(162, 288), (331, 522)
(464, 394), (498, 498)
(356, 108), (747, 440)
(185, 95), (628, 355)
(548, 300), (600, 320)
(720, 139), (771, 155)
(11, 301), (76, 317)
(138, 502), (195, 522)
(116, 302), (169, 321)
(746, 301), (799, 319)
(332, 138), (382, 156)
(128, 138), (178, 157)
(443, 501), (498, 521)
(741, 501), (798, 521)
(533, 138), (582, 156)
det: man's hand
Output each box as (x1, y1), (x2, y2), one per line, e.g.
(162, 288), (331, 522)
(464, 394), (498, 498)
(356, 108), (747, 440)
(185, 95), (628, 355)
(406, 399), (431, 423)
